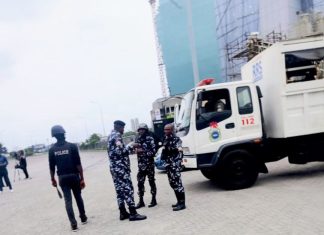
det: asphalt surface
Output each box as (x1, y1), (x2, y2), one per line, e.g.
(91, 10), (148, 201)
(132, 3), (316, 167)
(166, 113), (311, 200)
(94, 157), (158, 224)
(1, 150), (324, 235)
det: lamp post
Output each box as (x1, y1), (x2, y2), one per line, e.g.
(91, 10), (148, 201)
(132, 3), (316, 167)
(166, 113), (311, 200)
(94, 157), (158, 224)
(90, 101), (106, 137)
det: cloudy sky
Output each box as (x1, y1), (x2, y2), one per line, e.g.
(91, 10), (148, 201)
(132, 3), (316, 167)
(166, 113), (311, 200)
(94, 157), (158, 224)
(0, 1), (162, 150)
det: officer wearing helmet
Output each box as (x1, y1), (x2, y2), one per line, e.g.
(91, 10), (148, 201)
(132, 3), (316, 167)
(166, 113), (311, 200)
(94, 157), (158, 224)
(48, 125), (87, 231)
(133, 123), (157, 209)
(107, 120), (147, 221)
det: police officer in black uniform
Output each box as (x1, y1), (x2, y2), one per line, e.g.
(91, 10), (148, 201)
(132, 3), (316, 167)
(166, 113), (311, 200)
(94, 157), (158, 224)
(15, 150), (29, 179)
(49, 125), (87, 231)
(107, 120), (147, 221)
(161, 124), (186, 211)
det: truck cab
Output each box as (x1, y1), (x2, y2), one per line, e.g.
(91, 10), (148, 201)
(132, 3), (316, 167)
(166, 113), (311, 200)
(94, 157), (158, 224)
(175, 81), (265, 189)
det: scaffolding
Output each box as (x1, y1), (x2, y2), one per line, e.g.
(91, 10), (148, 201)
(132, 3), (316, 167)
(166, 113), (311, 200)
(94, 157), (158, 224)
(215, 0), (260, 82)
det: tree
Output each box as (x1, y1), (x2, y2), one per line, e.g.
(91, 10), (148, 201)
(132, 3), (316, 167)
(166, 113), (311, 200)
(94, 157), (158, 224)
(124, 131), (136, 137)
(87, 133), (101, 149)
(80, 133), (101, 150)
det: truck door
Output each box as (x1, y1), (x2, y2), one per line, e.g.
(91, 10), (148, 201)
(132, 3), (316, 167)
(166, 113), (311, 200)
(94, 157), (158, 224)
(235, 86), (262, 140)
(194, 87), (237, 154)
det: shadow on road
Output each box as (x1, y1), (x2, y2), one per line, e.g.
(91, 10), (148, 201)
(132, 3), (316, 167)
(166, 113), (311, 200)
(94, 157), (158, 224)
(185, 163), (324, 192)
(186, 179), (223, 192)
(258, 163), (324, 186)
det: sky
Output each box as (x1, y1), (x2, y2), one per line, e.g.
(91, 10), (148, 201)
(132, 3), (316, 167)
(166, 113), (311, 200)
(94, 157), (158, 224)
(0, 0), (162, 150)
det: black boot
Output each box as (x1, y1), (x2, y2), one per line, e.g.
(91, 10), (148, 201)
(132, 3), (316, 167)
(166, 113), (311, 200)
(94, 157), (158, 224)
(119, 205), (130, 221)
(148, 195), (157, 208)
(80, 214), (88, 224)
(173, 192), (186, 211)
(171, 191), (180, 208)
(129, 206), (147, 221)
(135, 196), (145, 209)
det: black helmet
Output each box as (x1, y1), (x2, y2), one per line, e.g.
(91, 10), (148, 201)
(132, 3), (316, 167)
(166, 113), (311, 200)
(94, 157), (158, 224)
(137, 123), (148, 131)
(51, 125), (66, 137)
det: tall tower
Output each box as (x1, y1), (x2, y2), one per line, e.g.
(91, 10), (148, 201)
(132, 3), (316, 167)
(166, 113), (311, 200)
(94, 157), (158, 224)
(149, 0), (169, 98)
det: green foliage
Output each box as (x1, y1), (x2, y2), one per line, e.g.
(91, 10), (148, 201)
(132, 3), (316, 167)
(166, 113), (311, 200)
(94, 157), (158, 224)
(24, 147), (34, 157)
(124, 131), (136, 137)
(80, 133), (102, 150)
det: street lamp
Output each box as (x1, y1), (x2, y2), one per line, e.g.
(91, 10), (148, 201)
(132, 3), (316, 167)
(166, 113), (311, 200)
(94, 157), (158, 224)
(90, 101), (106, 137)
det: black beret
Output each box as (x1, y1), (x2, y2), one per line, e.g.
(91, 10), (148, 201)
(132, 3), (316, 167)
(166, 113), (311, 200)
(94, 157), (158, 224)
(114, 120), (126, 127)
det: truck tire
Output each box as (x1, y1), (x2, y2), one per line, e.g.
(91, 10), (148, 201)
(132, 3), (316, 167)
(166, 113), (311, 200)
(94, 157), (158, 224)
(217, 150), (258, 190)
(200, 168), (217, 180)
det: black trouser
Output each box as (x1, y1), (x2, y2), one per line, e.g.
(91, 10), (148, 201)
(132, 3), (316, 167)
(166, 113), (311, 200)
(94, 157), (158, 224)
(0, 168), (12, 191)
(59, 174), (86, 225)
(15, 165), (29, 178)
(137, 163), (156, 197)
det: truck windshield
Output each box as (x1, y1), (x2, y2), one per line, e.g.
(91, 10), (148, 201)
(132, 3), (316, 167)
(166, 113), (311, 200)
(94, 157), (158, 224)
(176, 90), (194, 136)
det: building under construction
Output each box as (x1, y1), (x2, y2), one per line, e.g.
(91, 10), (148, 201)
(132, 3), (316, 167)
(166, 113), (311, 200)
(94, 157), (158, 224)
(149, 0), (324, 93)
(149, 0), (324, 136)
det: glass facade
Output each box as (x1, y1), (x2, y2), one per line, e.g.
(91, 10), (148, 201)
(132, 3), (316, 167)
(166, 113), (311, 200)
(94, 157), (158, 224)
(156, 0), (222, 95)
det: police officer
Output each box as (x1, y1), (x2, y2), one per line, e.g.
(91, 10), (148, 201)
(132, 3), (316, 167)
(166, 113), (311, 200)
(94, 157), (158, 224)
(134, 123), (157, 209)
(0, 148), (13, 193)
(48, 125), (87, 231)
(161, 124), (186, 211)
(107, 120), (147, 221)
(16, 150), (29, 179)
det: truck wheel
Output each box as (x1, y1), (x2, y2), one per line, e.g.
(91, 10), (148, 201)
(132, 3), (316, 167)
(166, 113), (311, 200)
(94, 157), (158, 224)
(200, 168), (217, 180)
(218, 150), (258, 190)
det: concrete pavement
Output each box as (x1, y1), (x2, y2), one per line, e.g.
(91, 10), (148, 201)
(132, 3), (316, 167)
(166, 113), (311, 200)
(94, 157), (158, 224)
(0, 150), (323, 235)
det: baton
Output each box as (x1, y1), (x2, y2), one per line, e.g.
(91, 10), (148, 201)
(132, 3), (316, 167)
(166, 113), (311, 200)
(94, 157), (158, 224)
(55, 186), (63, 199)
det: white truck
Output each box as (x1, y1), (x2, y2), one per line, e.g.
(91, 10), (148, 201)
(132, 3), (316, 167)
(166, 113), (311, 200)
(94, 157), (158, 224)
(175, 35), (324, 189)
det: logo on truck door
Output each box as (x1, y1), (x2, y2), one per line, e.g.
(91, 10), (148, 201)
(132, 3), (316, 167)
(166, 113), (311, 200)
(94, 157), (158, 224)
(209, 121), (221, 142)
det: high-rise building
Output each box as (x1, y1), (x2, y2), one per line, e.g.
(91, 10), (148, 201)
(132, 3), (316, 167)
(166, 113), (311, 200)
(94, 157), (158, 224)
(151, 0), (323, 92)
(154, 0), (222, 95)
(130, 118), (140, 132)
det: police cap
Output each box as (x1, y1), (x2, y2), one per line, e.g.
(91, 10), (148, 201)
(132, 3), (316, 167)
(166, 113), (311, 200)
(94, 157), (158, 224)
(114, 120), (126, 127)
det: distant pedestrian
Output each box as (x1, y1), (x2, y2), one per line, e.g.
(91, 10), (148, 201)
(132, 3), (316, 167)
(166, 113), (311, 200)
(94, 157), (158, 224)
(161, 124), (186, 211)
(134, 123), (157, 209)
(0, 148), (13, 193)
(107, 120), (147, 221)
(15, 150), (29, 179)
(49, 125), (87, 232)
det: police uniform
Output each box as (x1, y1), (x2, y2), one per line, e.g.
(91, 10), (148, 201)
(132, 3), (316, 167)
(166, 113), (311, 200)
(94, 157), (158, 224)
(107, 120), (146, 221)
(135, 131), (157, 207)
(161, 133), (186, 211)
(108, 129), (135, 208)
(49, 125), (87, 230)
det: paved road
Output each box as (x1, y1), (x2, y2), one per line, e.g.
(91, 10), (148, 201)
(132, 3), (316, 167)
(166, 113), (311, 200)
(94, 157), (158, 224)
(1, 150), (323, 235)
